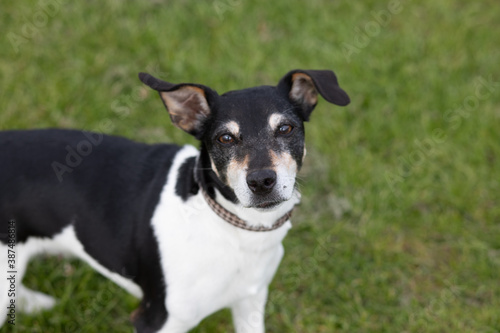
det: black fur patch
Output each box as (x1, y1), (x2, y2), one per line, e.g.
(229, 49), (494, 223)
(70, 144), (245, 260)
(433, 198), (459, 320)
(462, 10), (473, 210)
(175, 156), (199, 201)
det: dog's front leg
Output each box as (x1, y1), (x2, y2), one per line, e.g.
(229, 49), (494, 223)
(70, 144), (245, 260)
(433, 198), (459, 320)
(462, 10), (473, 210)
(231, 288), (268, 333)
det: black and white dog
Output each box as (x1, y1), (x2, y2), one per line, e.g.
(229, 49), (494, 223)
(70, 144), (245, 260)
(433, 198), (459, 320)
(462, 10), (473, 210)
(0, 69), (349, 332)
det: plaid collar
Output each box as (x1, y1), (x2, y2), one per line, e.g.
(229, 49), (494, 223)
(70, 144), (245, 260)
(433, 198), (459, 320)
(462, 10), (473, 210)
(199, 186), (293, 232)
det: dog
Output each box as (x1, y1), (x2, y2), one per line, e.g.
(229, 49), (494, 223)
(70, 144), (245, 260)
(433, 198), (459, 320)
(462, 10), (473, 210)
(0, 69), (349, 332)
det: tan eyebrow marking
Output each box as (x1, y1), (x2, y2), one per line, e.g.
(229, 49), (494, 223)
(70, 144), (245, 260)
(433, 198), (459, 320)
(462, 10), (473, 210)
(224, 121), (240, 137)
(268, 113), (285, 130)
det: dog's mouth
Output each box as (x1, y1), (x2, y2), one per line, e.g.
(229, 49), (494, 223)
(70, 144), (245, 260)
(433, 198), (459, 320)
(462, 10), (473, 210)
(254, 200), (282, 210)
(246, 196), (288, 210)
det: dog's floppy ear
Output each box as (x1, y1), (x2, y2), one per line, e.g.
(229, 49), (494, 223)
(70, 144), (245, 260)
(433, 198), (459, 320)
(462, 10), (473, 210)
(277, 69), (350, 121)
(139, 72), (217, 138)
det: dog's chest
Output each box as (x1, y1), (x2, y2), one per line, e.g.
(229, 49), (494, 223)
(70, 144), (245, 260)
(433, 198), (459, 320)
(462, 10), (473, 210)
(151, 166), (289, 322)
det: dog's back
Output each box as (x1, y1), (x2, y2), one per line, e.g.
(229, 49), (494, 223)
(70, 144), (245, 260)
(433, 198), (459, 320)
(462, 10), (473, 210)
(0, 129), (179, 248)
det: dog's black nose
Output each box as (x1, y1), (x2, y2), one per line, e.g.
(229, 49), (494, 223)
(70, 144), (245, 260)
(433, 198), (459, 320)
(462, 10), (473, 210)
(246, 169), (277, 194)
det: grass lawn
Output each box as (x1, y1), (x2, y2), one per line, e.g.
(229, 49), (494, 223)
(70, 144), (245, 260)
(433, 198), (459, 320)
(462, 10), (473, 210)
(1, 0), (499, 332)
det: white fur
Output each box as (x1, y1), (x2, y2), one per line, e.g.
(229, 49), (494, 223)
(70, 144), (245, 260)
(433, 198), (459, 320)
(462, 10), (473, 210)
(17, 285), (57, 314)
(151, 145), (294, 332)
(227, 160), (254, 207)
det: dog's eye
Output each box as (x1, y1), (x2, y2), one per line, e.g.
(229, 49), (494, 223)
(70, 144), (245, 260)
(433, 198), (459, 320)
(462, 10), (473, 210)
(218, 134), (235, 144)
(277, 124), (294, 136)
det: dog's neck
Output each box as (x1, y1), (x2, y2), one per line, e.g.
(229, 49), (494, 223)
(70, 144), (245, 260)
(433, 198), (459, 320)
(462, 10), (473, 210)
(194, 146), (300, 229)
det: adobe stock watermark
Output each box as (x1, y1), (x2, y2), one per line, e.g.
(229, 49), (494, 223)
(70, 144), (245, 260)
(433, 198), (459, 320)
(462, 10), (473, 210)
(65, 284), (118, 332)
(51, 131), (104, 182)
(51, 63), (168, 183)
(49, 93), (136, 183)
(213, 0), (242, 21)
(385, 75), (498, 195)
(7, 0), (66, 54)
(342, 0), (405, 63)
(410, 284), (462, 327)
(108, 63), (169, 126)
(5, 220), (17, 326)
(61, 268), (135, 332)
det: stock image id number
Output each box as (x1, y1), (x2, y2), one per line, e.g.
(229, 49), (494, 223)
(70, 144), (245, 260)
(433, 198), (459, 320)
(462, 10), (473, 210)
(7, 220), (16, 269)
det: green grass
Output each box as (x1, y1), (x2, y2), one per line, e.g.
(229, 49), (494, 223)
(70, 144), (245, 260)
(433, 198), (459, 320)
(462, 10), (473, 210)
(1, 0), (499, 332)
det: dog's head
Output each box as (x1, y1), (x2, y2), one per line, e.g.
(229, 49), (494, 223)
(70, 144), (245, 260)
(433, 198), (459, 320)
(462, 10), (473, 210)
(139, 70), (349, 209)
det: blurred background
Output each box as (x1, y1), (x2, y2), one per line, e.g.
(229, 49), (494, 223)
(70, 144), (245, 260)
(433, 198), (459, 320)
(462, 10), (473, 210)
(1, 0), (499, 332)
